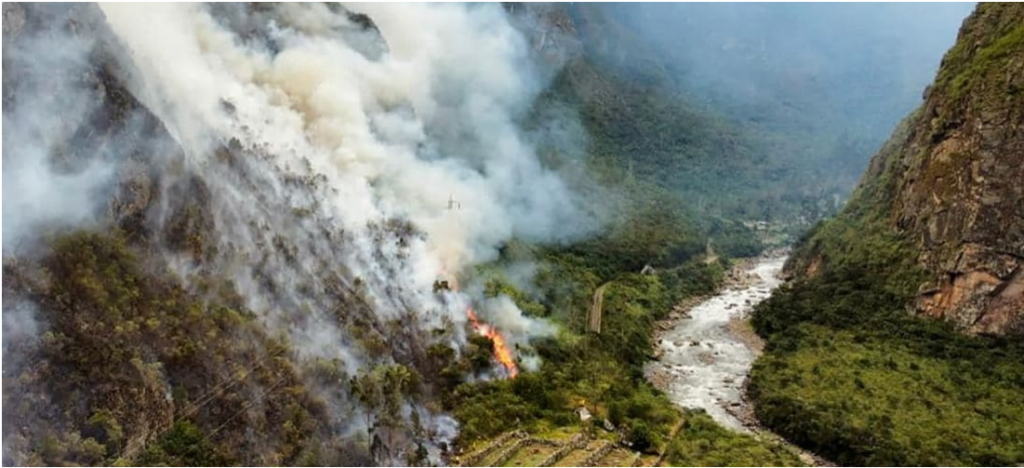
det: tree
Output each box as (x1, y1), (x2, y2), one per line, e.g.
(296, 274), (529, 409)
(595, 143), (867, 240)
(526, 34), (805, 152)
(350, 364), (421, 465)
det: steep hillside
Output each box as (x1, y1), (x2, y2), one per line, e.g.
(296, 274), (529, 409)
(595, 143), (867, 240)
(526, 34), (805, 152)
(520, 4), (837, 231)
(750, 4), (1024, 465)
(2, 4), (439, 465)
(901, 3), (1024, 334)
(789, 2), (1024, 335)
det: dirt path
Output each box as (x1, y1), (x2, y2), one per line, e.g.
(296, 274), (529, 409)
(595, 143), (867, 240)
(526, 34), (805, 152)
(652, 418), (686, 467)
(589, 282), (610, 333)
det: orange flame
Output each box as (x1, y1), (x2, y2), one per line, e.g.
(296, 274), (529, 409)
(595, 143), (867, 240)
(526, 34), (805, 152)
(447, 272), (518, 379)
(467, 307), (519, 379)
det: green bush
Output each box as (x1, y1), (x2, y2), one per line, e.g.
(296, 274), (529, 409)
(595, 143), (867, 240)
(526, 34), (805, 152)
(628, 422), (654, 453)
(136, 421), (226, 467)
(666, 412), (802, 466)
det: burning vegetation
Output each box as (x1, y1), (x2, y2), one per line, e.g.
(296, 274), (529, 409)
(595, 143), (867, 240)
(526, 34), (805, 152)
(438, 273), (520, 379)
(467, 307), (519, 379)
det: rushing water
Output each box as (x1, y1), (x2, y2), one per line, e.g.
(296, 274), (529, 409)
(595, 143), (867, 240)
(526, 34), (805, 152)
(644, 256), (786, 431)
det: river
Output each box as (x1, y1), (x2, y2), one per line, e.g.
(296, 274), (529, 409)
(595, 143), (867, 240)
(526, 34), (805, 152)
(644, 256), (787, 431)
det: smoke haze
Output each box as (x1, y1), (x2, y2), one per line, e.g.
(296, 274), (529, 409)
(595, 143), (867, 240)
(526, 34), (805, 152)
(612, 3), (975, 133)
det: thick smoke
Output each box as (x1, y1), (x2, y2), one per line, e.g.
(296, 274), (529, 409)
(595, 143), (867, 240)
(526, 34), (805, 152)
(102, 2), (588, 266)
(4, 3), (588, 462)
(2, 13), (115, 253)
(92, 2), (587, 367)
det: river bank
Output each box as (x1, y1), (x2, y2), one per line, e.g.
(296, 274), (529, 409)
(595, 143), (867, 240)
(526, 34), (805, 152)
(644, 251), (838, 466)
(643, 254), (786, 431)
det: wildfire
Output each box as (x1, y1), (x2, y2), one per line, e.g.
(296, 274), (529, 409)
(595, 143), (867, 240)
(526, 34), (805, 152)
(467, 307), (519, 379)
(444, 270), (519, 379)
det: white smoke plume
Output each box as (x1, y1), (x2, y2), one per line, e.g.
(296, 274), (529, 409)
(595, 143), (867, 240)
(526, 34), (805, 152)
(2, 15), (115, 254)
(3, 5), (588, 461)
(94, 2), (587, 366)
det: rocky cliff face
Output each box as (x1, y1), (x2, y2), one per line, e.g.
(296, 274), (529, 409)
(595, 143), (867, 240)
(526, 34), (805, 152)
(790, 3), (1024, 335)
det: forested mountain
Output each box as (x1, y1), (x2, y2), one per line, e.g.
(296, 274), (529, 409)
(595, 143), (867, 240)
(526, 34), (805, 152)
(555, 3), (973, 224)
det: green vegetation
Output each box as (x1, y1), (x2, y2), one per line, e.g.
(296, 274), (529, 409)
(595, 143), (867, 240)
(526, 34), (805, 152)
(452, 253), (723, 445)
(665, 412), (801, 467)
(531, 4), (878, 227)
(541, 53), (840, 226)
(947, 23), (1024, 99)
(136, 421), (226, 467)
(937, 4), (1024, 100)
(555, 185), (762, 282)
(755, 216), (925, 337)
(749, 122), (1024, 465)
(351, 363), (426, 466)
(751, 226), (1024, 466)
(449, 233), (800, 465)
(751, 324), (1024, 466)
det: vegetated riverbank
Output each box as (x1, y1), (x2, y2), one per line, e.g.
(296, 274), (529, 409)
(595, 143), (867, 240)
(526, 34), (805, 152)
(447, 247), (807, 466)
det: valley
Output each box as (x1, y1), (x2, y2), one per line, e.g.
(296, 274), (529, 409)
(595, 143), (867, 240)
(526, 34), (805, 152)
(3, 2), (1022, 467)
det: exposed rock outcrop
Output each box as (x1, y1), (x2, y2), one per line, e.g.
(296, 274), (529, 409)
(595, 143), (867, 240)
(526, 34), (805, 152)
(789, 3), (1024, 335)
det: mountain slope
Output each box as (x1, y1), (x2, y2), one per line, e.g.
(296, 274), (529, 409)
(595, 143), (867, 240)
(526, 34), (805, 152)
(522, 4), (839, 229)
(788, 2), (1024, 335)
(749, 4), (1024, 465)
(3, 4), (565, 465)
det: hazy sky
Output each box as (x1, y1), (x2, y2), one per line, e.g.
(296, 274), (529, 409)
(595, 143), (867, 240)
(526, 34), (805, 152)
(610, 3), (976, 138)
